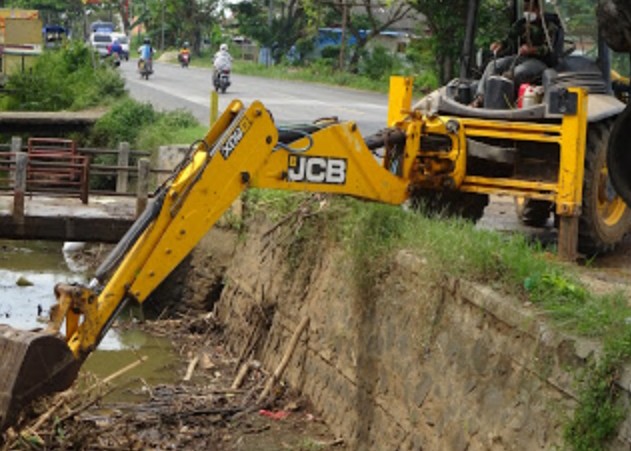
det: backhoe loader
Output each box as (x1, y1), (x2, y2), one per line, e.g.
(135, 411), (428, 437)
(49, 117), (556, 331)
(2, 0), (631, 434)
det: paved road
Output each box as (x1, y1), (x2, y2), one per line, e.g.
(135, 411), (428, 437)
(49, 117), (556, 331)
(119, 59), (390, 135)
(117, 59), (631, 281)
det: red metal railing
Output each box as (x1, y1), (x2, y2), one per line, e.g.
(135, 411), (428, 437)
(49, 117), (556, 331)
(0, 139), (90, 204)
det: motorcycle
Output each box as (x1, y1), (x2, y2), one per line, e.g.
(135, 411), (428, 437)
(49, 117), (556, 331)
(138, 58), (153, 80)
(109, 51), (121, 68)
(213, 69), (231, 93)
(178, 52), (190, 68)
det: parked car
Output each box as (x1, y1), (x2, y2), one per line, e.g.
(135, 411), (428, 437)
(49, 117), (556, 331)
(89, 32), (112, 57)
(110, 32), (130, 60)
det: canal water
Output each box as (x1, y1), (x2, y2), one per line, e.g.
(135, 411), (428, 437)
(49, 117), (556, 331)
(0, 240), (180, 400)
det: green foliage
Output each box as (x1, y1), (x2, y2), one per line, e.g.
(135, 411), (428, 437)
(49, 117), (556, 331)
(321, 45), (341, 61)
(358, 46), (400, 81)
(3, 41), (125, 111)
(136, 0), (219, 54)
(523, 268), (631, 449)
(405, 38), (440, 92)
(89, 99), (199, 152)
(135, 109), (200, 151)
(524, 272), (630, 337)
(564, 345), (630, 451)
(230, 0), (309, 59)
(87, 98), (202, 190)
(243, 189), (309, 221)
(89, 98), (156, 148)
(409, 0), (511, 83)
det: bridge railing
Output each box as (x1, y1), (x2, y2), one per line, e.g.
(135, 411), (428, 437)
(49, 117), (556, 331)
(0, 137), (180, 218)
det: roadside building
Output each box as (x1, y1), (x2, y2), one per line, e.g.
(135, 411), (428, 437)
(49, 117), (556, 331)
(0, 9), (43, 85)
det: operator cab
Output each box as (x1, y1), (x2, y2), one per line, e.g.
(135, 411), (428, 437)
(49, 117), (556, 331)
(430, 0), (628, 122)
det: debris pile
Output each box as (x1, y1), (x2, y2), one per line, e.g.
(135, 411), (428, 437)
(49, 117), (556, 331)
(1, 314), (344, 450)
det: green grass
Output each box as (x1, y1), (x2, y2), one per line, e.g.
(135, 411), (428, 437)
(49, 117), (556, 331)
(175, 48), (420, 93)
(231, 60), (389, 92)
(246, 194), (631, 343)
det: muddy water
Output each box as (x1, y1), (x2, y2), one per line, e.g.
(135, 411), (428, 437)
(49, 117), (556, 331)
(0, 240), (180, 400)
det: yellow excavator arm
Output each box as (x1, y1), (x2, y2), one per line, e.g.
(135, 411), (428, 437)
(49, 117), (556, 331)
(64, 100), (410, 359)
(0, 97), (412, 431)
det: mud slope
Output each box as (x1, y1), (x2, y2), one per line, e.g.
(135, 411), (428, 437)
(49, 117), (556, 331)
(185, 213), (631, 450)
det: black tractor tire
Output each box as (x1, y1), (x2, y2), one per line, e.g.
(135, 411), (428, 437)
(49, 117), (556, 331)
(597, 0), (631, 52)
(515, 198), (552, 227)
(607, 102), (631, 207)
(410, 189), (489, 222)
(578, 120), (631, 255)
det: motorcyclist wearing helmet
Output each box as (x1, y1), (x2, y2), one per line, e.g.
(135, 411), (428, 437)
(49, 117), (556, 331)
(213, 43), (232, 84)
(138, 37), (155, 73)
(108, 39), (124, 58)
(107, 39), (124, 67)
(178, 41), (191, 66)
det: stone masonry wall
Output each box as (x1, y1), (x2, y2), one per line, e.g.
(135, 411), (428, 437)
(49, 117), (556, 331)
(211, 219), (631, 450)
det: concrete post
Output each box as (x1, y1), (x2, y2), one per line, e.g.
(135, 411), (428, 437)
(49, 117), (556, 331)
(116, 141), (130, 193)
(11, 136), (22, 153)
(13, 152), (27, 223)
(10, 136), (22, 184)
(136, 157), (150, 217)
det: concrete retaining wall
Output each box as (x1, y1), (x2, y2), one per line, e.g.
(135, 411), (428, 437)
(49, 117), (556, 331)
(212, 220), (631, 450)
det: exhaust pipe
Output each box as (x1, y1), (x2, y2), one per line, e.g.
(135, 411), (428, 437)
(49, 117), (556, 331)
(608, 103), (631, 207)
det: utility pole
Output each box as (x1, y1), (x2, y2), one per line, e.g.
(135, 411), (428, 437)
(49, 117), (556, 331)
(161, 0), (165, 51)
(267, 0), (273, 66)
(338, 0), (347, 71)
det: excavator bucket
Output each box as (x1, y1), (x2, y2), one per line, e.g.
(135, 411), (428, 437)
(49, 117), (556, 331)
(0, 325), (80, 433)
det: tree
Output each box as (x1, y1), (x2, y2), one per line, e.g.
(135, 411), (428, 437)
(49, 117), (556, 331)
(407, 0), (509, 85)
(329, 0), (413, 72)
(6, 0), (84, 25)
(231, 0), (310, 62)
(139, 0), (220, 53)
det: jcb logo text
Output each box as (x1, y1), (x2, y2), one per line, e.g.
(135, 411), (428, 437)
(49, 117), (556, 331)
(287, 156), (347, 185)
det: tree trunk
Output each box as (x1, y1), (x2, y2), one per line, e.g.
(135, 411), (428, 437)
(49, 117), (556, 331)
(598, 0), (631, 52)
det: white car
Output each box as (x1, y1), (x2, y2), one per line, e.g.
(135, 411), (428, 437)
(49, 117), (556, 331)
(89, 32), (112, 57)
(110, 32), (130, 60)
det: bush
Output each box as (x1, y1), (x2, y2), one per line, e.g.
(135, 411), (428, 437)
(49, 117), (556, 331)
(358, 46), (400, 81)
(320, 45), (341, 62)
(136, 109), (199, 151)
(4, 40), (125, 111)
(89, 98), (156, 148)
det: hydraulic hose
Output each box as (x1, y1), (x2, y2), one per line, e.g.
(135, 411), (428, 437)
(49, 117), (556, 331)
(94, 187), (167, 284)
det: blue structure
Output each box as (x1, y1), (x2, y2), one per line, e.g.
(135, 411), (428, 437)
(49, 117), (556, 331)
(42, 25), (69, 48)
(317, 27), (365, 49)
(316, 28), (408, 53)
